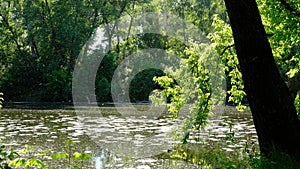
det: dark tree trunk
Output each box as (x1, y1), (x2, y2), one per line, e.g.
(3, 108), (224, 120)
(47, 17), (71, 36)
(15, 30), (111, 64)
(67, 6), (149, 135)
(224, 0), (300, 159)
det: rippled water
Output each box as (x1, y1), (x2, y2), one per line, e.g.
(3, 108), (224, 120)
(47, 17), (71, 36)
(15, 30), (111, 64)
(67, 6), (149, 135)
(0, 106), (257, 168)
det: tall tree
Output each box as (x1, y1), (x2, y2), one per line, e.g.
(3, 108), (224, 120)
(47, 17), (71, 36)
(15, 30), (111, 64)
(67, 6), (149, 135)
(224, 0), (300, 160)
(0, 0), (137, 101)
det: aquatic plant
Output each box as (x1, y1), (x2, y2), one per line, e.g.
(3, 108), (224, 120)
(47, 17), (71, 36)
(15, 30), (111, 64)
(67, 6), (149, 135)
(50, 139), (91, 169)
(0, 141), (19, 169)
(0, 139), (91, 169)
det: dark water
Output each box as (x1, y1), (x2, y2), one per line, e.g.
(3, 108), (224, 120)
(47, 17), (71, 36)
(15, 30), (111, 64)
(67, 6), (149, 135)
(0, 106), (257, 168)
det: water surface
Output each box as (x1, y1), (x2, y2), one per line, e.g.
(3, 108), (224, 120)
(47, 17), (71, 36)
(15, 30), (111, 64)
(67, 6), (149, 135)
(0, 106), (257, 168)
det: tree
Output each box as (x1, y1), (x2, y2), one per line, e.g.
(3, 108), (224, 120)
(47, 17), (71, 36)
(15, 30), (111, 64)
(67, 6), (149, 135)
(0, 0), (137, 101)
(224, 0), (300, 160)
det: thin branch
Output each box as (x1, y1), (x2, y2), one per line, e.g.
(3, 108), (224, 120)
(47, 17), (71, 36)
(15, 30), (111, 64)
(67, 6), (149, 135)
(220, 44), (235, 56)
(0, 13), (23, 54)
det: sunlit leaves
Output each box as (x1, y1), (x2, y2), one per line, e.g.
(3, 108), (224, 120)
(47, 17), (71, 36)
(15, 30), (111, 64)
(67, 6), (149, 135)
(154, 76), (174, 88)
(50, 139), (91, 168)
(258, 0), (300, 75)
(11, 159), (25, 168)
(0, 143), (19, 169)
(73, 152), (91, 161)
(0, 139), (91, 169)
(257, 0), (300, 114)
(208, 15), (246, 110)
(152, 42), (226, 143)
(51, 152), (68, 160)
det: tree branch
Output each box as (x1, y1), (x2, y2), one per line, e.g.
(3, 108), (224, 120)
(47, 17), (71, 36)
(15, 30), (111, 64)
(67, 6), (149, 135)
(220, 44), (235, 56)
(0, 13), (23, 54)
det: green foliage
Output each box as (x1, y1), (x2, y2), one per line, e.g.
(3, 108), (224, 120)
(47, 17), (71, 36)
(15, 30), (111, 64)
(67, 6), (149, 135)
(257, 0), (300, 116)
(149, 0), (300, 146)
(0, 0), (297, 105)
(1, 0), (300, 167)
(208, 15), (246, 111)
(152, 42), (226, 143)
(50, 139), (91, 169)
(257, 0), (300, 76)
(0, 0), (140, 101)
(0, 142), (19, 169)
(2, 139), (299, 169)
(0, 0), (230, 104)
(167, 143), (253, 168)
(0, 140), (91, 169)
(129, 69), (164, 102)
(0, 143), (47, 169)
(165, 140), (300, 169)
(8, 144), (47, 169)
(44, 70), (72, 101)
(95, 53), (115, 102)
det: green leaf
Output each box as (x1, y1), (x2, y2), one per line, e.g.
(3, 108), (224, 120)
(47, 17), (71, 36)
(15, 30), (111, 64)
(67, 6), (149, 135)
(11, 158), (26, 167)
(66, 139), (73, 146)
(60, 152), (68, 159)
(25, 158), (45, 168)
(73, 152), (82, 160)
(82, 153), (91, 160)
(51, 153), (60, 160)
(51, 152), (68, 160)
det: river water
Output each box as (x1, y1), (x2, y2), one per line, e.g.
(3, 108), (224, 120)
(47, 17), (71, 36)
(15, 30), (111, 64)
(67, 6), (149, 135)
(0, 105), (257, 168)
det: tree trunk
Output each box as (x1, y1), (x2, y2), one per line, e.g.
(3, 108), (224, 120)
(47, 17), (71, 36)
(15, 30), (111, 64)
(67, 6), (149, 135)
(224, 0), (300, 159)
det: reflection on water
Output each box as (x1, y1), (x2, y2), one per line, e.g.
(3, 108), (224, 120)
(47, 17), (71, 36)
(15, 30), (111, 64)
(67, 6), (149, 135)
(92, 150), (106, 169)
(77, 106), (182, 159)
(0, 106), (257, 168)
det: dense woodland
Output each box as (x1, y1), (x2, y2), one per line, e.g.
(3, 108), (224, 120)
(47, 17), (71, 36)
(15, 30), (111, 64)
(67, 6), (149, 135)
(0, 0), (298, 105)
(0, 0), (228, 102)
(0, 0), (299, 103)
(1, 0), (300, 163)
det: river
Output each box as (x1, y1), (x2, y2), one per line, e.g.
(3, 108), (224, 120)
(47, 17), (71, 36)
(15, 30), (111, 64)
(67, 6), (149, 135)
(0, 105), (258, 168)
